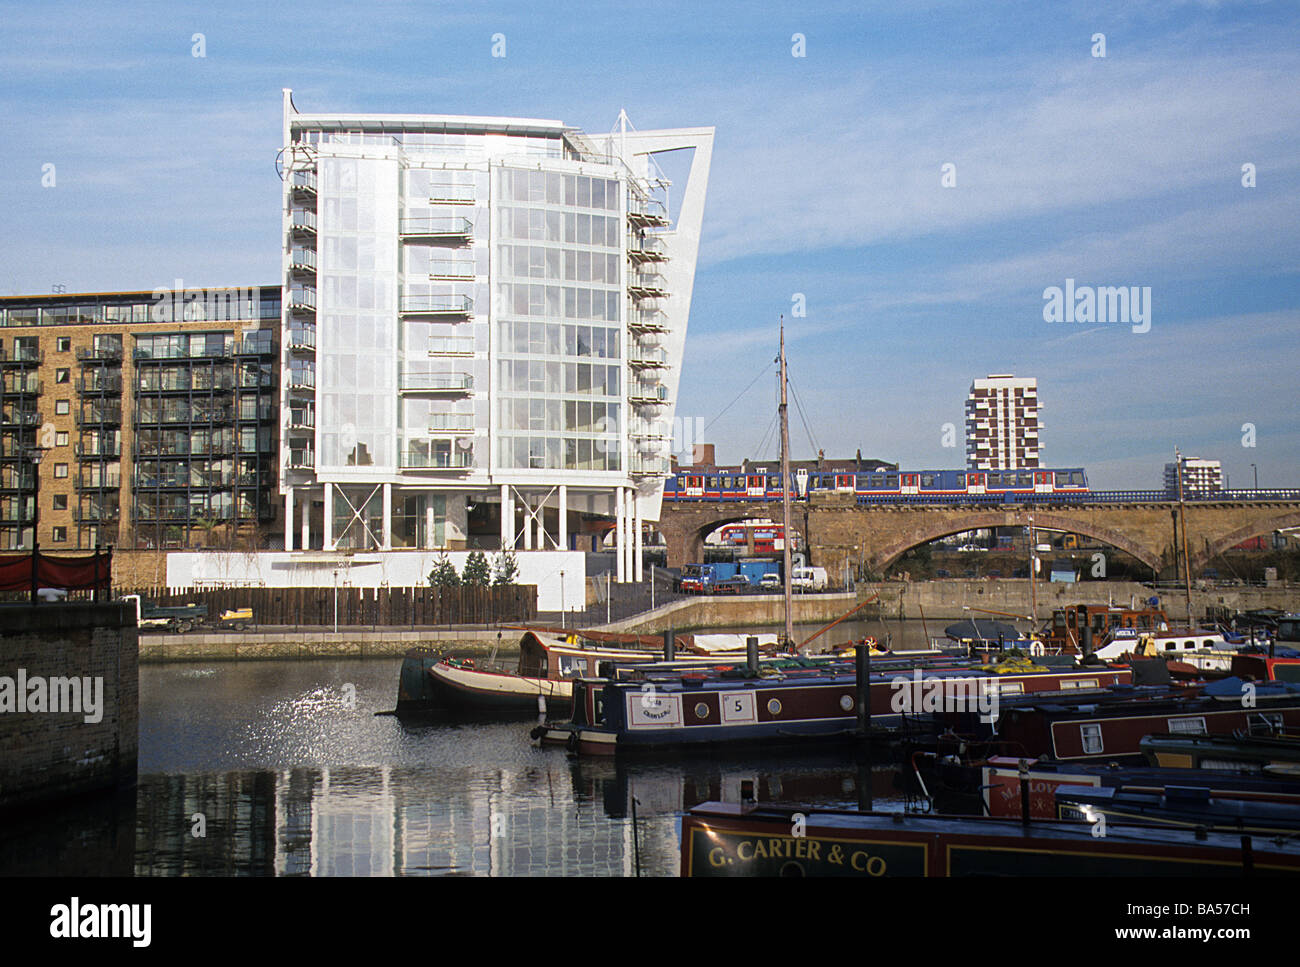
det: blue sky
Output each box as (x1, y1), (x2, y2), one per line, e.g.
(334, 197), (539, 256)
(2, 0), (1297, 488)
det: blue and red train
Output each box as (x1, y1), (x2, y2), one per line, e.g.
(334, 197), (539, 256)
(663, 467), (1090, 502)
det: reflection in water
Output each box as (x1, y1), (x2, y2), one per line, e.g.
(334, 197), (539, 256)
(2, 659), (911, 877)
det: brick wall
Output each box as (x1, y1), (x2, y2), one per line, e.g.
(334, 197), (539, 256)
(0, 602), (138, 811)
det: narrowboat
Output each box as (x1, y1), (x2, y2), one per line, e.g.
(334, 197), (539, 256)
(987, 680), (1300, 763)
(975, 755), (1300, 821)
(680, 801), (1300, 876)
(533, 655), (1133, 755)
(1055, 784), (1300, 836)
(1140, 730), (1300, 774)
(395, 630), (763, 715)
(1040, 603), (1168, 654)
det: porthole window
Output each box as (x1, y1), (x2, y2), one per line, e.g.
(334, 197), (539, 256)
(767, 698), (782, 715)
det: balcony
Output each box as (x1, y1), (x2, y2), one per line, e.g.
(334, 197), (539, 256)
(399, 295), (473, 319)
(425, 260), (476, 281)
(289, 325), (316, 352)
(628, 311), (668, 334)
(629, 456), (671, 476)
(628, 382), (667, 404)
(290, 169), (317, 198)
(288, 287), (317, 315)
(426, 415), (475, 433)
(73, 507), (121, 523)
(2, 410), (42, 427)
(75, 441), (122, 458)
(399, 215), (473, 242)
(0, 472), (34, 491)
(290, 210), (318, 238)
(628, 347), (668, 369)
(0, 348), (42, 366)
(427, 337), (475, 357)
(4, 378), (41, 396)
(289, 247), (317, 275)
(627, 199), (669, 228)
(399, 450), (474, 470)
(628, 272), (668, 299)
(287, 449), (316, 470)
(399, 372), (473, 394)
(75, 475), (121, 491)
(76, 346), (124, 364)
(627, 234), (667, 263)
(426, 185), (476, 205)
(78, 374), (123, 395)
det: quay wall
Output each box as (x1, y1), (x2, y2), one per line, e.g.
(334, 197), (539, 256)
(870, 579), (1300, 622)
(595, 592), (860, 635)
(0, 603), (138, 812)
(139, 627), (515, 663)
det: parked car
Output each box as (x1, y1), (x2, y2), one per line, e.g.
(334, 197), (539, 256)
(759, 573), (783, 591)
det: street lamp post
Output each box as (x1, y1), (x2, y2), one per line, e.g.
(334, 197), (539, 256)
(333, 568), (339, 634)
(1252, 464), (1258, 491)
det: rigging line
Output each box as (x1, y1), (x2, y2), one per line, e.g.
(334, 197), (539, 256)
(754, 409), (779, 463)
(787, 376), (820, 456)
(702, 361), (774, 434)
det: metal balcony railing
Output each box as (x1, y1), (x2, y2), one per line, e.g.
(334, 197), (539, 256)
(399, 450), (473, 469)
(399, 294), (473, 317)
(289, 247), (317, 273)
(399, 215), (473, 239)
(399, 372), (473, 393)
(287, 450), (315, 469)
(290, 169), (318, 195)
(427, 337), (475, 356)
(425, 260), (477, 280)
(629, 382), (667, 403)
(288, 287), (317, 312)
(289, 326), (316, 351)
(290, 210), (318, 235)
(425, 415), (475, 432)
(426, 185), (476, 204)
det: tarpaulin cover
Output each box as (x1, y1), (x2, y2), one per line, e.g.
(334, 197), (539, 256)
(0, 550), (111, 592)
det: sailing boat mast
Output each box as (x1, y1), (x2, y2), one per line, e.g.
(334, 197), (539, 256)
(1175, 447), (1194, 625)
(779, 320), (794, 651)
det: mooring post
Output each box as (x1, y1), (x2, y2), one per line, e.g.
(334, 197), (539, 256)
(663, 627), (675, 662)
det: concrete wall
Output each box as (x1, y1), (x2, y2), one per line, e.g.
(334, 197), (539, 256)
(0, 603), (138, 812)
(163, 548), (585, 612)
(139, 627), (512, 662)
(597, 591), (859, 635)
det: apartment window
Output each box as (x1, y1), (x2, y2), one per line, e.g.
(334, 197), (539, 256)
(55, 431), (68, 447)
(52, 494), (68, 511)
(55, 400), (70, 415)
(57, 337), (71, 352)
(56, 368), (70, 383)
(52, 527), (67, 542)
(54, 463), (69, 478)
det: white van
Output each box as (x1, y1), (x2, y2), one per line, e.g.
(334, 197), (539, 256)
(790, 566), (828, 592)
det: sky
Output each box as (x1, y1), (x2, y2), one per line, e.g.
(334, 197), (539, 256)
(1, 0), (1297, 489)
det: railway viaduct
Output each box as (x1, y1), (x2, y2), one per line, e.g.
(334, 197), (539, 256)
(656, 495), (1300, 579)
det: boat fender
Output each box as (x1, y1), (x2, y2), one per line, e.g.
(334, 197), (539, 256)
(566, 731), (580, 753)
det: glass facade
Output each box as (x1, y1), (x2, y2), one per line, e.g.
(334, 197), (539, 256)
(493, 168), (623, 471)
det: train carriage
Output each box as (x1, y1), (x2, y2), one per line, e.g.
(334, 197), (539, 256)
(664, 468), (1090, 502)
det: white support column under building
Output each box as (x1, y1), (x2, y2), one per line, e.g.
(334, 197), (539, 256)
(285, 485), (295, 551)
(382, 483), (392, 551)
(558, 485), (568, 551)
(500, 484), (511, 550)
(323, 482), (334, 550)
(615, 487), (626, 583)
(301, 495), (310, 551)
(523, 494), (533, 550)
(633, 494), (643, 582)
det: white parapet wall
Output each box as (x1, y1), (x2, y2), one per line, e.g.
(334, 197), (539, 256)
(166, 550), (587, 613)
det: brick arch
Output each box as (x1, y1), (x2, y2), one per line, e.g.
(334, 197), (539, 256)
(1192, 509), (1300, 572)
(871, 510), (1163, 573)
(657, 503), (791, 568)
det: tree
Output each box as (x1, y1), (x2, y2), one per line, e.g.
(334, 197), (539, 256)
(492, 549), (519, 586)
(427, 552), (461, 588)
(463, 550), (491, 587)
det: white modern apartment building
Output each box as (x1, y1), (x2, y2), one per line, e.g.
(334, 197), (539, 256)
(964, 374), (1042, 471)
(276, 90), (713, 583)
(1164, 456), (1222, 496)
